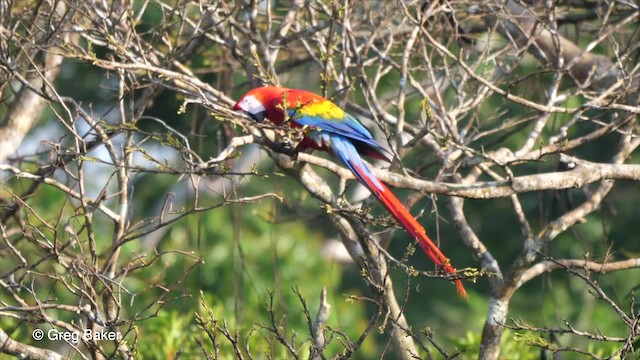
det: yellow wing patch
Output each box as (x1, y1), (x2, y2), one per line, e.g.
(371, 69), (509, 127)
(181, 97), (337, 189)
(296, 99), (345, 119)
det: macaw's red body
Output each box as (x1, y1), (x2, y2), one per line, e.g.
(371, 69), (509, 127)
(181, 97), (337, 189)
(233, 86), (467, 298)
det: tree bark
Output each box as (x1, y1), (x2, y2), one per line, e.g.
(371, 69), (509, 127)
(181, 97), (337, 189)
(0, 0), (70, 163)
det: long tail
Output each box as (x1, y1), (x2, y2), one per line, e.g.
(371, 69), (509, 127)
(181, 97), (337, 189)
(331, 136), (467, 299)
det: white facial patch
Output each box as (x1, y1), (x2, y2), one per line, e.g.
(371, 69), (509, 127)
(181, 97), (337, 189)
(238, 95), (266, 116)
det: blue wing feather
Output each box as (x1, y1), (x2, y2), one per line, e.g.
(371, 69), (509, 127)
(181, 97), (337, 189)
(277, 89), (392, 161)
(295, 113), (392, 161)
(324, 134), (385, 192)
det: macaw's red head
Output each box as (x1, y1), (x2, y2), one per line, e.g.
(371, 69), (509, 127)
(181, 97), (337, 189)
(233, 86), (286, 123)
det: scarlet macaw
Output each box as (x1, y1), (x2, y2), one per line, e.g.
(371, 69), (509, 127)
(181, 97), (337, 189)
(233, 86), (467, 298)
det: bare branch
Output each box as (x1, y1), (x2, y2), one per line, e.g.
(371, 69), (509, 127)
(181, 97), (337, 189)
(0, 327), (63, 360)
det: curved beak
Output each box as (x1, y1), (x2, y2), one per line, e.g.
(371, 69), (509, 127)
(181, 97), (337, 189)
(244, 110), (267, 123)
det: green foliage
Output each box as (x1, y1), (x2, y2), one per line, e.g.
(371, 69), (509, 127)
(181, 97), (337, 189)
(111, 200), (375, 358)
(135, 310), (198, 359)
(454, 329), (536, 359)
(454, 329), (621, 359)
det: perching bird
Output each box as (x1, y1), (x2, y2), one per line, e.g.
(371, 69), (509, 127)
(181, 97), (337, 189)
(233, 86), (467, 298)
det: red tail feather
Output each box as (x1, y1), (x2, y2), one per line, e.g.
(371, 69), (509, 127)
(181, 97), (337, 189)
(352, 163), (468, 299)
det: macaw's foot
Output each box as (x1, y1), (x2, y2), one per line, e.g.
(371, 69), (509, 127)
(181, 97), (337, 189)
(275, 142), (299, 160)
(270, 134), (298, 159)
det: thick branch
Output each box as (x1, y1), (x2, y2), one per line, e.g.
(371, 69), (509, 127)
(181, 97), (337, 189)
(0, 1), (70, 163)
(517, 258), (640, 289)
(220, 130), (640, 200)
(297, 152), (640, 199)
(0, 327), (63, 360)
(483, 0), (638, 98)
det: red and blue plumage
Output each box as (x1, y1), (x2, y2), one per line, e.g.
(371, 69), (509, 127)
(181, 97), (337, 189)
(233, 86), (467, 298)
